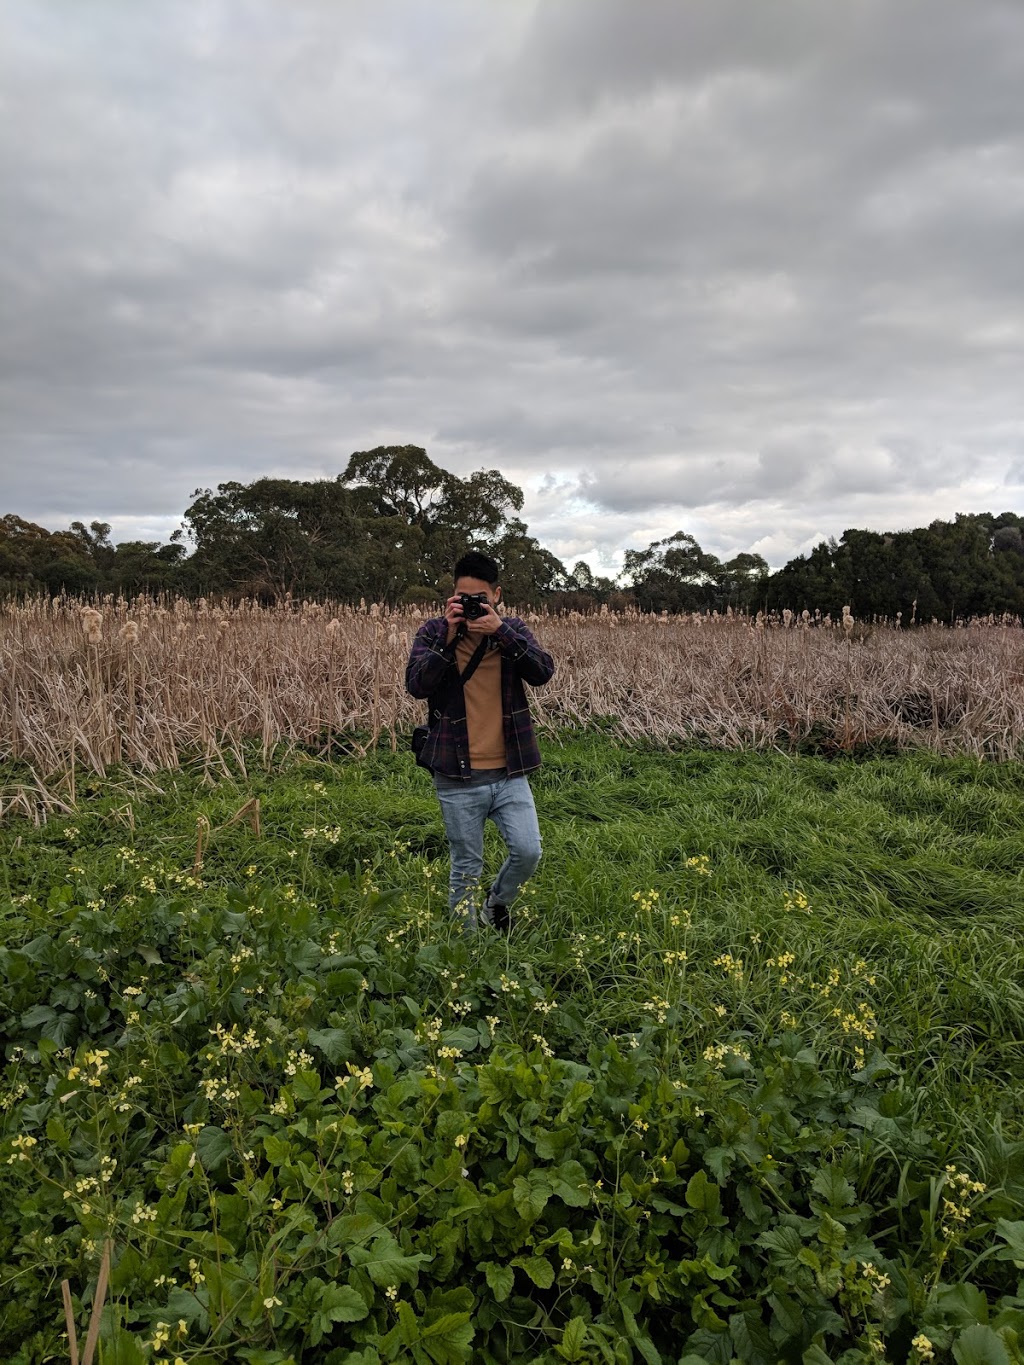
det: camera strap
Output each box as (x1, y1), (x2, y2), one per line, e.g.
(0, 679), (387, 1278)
(458, 636), (490, 686)
(426, 635), (489, 729)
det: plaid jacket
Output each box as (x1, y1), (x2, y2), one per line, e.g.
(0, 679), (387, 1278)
(405, 615), (555, 778)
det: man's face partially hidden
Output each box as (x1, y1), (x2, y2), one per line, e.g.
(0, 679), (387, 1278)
(454, 576), (501, 611)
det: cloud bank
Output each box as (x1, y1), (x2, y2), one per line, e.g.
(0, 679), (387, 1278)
(2, 0), (1023, 573)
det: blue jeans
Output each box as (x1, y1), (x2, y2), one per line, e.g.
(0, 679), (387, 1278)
(433, 769), (542, 928)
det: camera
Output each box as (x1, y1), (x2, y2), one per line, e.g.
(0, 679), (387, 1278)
(458, 592), (489, 620)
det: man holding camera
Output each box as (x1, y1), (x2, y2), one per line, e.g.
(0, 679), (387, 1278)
(405, 551), (555, 933)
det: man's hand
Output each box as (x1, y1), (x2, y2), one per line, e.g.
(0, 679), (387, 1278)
(443, 594), (465, 646)
(464, 600), (502, 636)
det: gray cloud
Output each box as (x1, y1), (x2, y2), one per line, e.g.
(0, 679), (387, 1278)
(1, 0), (1023, 573)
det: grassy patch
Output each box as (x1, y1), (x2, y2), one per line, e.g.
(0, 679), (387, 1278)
(2, 738), (1024, 1362)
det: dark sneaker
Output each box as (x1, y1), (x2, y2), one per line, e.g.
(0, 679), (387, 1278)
(481, 900), (511, 933)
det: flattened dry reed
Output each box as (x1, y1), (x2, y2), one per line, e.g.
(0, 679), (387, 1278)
(1, 596), (1023, 784)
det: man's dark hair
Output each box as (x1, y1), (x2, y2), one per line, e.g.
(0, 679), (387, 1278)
(453, 551), (500, 585)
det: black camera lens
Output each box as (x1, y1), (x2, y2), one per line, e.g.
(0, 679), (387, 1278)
(459, 592), (487, 620)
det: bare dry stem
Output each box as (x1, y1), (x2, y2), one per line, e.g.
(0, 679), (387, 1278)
(1, 597), (1022, 798)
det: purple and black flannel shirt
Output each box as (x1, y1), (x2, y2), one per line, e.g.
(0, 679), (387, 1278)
(405, 615), (555, 779)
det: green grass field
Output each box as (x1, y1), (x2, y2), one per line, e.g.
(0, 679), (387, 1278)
(3, 738), (1024, 1364)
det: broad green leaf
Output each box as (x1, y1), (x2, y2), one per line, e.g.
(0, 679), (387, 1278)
(326, 1212), (383, 1249)
(933, 1282), (991, 1327)
(45, 1116), (71, 1151)
(481, 1262), (514, 1302)
(953, 1326), (1011, 1365)
(996, 1219), (1024, 1268)
(513, 1254), (555, 1289)
(811, 1165), (855, 1209)
(513, 1170), (551, 1221)
(443, 1025), (481, 1052)
(319, 1280), (370, 1324)
(620, 1301), (661, 1365)
(196, 1125), (233, 1172)
(685, 1169), (721, 1215)
(263, 1133), (291, 1166)
(20, 1003), (57, 1030)
(551, 1159), (591, 1208)
(163, 1287), (209, 1332)
(704, 1146), (735, 1183)
(556, 1318), (588, 1362)
(291, 1069), (323, 1102)
(536, 1127), (575, 1160)
(95, 1325), (147, 1365)
(158, 1141), (195, 1189)
(348, 1231), (431, 1287)
(736, 1183), (768, 1227)
(557, 1080), (594, 1124)
(308, 1027), (353, 1064)
(420, 1312), (474, 1365)
(730, 1310), (774, 1363)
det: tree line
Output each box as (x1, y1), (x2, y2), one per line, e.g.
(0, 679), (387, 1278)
(3, 445), (1024, 620)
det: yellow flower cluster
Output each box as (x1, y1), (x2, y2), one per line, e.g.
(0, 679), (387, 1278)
(302, 824), (343, 844)
(835, 1002), (879, 1067)
(146, 1322), (172, 1351)
(0, 1081), (29, 1111)
(860, 1262), (891, 1294)
(911, 1335), (935, 1361)
(6, 1134), (38, 1165)
(283, 1048), (313, 1076)
(766, 951), (796, 984)
(940, 1166), (986, 1235)
(702, 1042), (751, 1069)
(632, 888), (660, 912)
(685, 855), (711, 875)
(336, 1062), (374, 1090)
(712, 953), (745, 984)
(207, 1023), (261, 1055)
(200, 1077), (240, 1105)
(65, 1049), (111, 1090)
(783, 890), (811, 913)
(806, 966), (842, 1000)
(662, 949), (688, 966)
(642, 996), (671, 1024)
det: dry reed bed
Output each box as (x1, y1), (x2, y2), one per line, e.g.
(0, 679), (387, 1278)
(2, 598), (1023, 795)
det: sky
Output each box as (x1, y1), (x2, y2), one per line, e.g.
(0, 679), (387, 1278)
(2, 0), (1024, 577)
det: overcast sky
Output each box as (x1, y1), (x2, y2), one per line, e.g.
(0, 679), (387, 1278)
(2, 0), (1024, 575)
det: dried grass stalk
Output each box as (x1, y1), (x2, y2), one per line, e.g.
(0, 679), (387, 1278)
(1, 597), (1022, 796)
